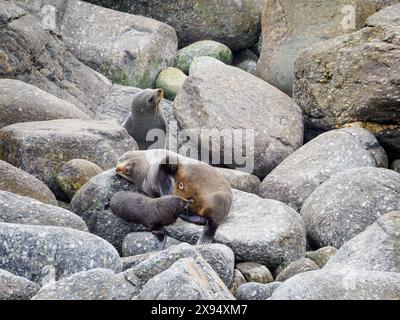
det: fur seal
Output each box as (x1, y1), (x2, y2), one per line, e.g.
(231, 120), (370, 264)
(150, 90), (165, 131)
(110, 191), (191, 249)
(115, 150), (233, 244)
(122, 89), (166, 150)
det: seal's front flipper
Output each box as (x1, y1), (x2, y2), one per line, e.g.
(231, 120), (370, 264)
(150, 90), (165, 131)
(179, 213), (208, 225)
(196, 220), (217, 245)
(152, 227), (167, 250)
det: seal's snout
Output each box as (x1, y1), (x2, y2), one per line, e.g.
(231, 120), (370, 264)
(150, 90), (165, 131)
(116, 164), (124, 174)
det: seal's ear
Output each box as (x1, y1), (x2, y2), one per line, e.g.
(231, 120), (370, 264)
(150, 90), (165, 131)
(157, 156), (181, 196)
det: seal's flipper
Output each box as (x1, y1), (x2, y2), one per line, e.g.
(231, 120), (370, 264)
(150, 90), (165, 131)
(196, 220), (218, 245)
(156, 155), (180, 196)
(152, 227), (167, 250)
(179, 213), (208, 226)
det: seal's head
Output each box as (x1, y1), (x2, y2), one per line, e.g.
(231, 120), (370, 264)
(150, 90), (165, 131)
(131, 88), (163, 115)
(115, 150), (147, 186)
(156, 195), (193, 219)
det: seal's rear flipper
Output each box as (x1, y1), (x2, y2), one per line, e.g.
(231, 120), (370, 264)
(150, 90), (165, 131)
(152, 227), (167, 250)
(196, 220), (217, 245)
(179, 213), (208, 225)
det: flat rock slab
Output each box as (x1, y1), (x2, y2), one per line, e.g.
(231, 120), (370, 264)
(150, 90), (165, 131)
(260, 128), (388, 211)
(0, 119), (137, 199)
(301, 167), (400, 248)
(0, 222), (121, 285)
(166, 190), (306, 269)
(0, 190), (87, 232)
(0, 268), (40, 300)
(269, 269), (400, 300)
(0, 160), (57, 205)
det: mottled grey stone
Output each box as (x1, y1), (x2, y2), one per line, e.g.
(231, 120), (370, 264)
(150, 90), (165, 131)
(236, 282), (281, 300)
(233, 49), (258, 75)
(188, 56), (225, 75)
(0, 222), (121, 285)
(301, 167), (400, 248)
(260, 128), (388, 211)
(135, 258), (234, 300)
(0, 191), (87, 231)
(324, 211), (400, 272)
(229, 269), (247, 296)
(32, 268), (139, 300)
(270, 269), (400, 300)
(0, 269), (40, 300)
(306, 247), (338, 268)
(276, 258), (320, 282)
(0, 119), (138, 199)
(236, 262), (274, 284)
(166, 189), (306, 269)
(367, 3), (400, 25)
(392, 159), (400, 173)
(216, 168), (260, 195)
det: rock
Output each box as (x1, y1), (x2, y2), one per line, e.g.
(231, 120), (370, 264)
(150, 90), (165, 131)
(127, 243), (234, 288)
(166, 190), (306, 269)
(0, 222), (121, 285)
(32, 268), (138, 300)
(0, 269), (40, 300)
(257, 0), (376, 95)
(372, 0), (400, 11)
(260, 128), (388, 211)
(0, 160), (57, 205)
(392, 160), (400, 173)
(70, 169), (143, 253)
(59, 0), (177, 88)
(89, 0), (266, 51)
(121, 254), (152, 271)
(301, 167), (400, 248)
(0, 79), (90, 128)
(0, 1), (111, 116)
(56, 159), (103, 201)
(173, 62), (304, 178)
(236, 262), (273, 284)
(122, 232), (182, 257)
(188, 56), (225, 75)
(305, 247), (338, 268)
(0, 191), (87, 232)
(324, 211), (400, 272)
(0, 119), (137, 199)
(135, 258), (234, 300)
(276, 258), (320, 282)
(155, 68), (187, 100)
(216, 168), (260, 195)
(294, 12), (400, 158)
(175, 40), (233, 74)
(367, 3), (400, 25)
(229, 269), (247, 296)
(270, 269), (400, 300)
(233, 49), (258, 75)
(236, 282), (281, 300)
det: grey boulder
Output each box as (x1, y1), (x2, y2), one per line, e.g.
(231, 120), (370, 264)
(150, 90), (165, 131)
(236, 282), (281, 300)
(305, 247), (338, 268)
(0, 269), (40, 300)
(236, 262), (274, 284)
(276, 258), (320, 282)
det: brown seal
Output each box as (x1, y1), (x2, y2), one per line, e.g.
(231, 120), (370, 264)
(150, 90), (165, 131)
(110, 191), (191, 249)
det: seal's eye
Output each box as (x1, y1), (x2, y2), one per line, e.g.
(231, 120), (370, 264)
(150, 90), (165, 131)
(178, 182), (184, 191)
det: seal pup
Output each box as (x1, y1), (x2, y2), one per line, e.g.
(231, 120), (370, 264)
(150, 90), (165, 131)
(122, 89), (166, 150)
(110, 191), (191, 249)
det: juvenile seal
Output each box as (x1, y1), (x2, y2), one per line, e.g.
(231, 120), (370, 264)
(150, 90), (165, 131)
(110, 191), (191, 249)
(122, 89), (166, 150)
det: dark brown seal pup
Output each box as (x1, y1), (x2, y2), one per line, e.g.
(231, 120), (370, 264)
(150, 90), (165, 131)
(122, 89), (166, 150)
(110, 191), (191, 249)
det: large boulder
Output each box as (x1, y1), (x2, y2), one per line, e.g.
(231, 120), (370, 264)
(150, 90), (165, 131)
(32, 268), (138, 300)
(166, 190), (306, 269)
(58, 0), (177, 88)
(0, 269), (40, 300)
(0, 0), (111, 116)
(70, 169), (143, 252)
(294, 6), (400, 158)
(0, 191), (87, 231)
(259, 128), (388, 211)
(173, 62), (304, 178)
(0, 222), (121, 285)
(275, 258), (320, 282)
(372, 0), (400, 10)
(86, 0), (266, 51)
(0, 119), (137, 199)
(0, 79), (90, 128)
(236, 282), (281, 300)
(0, 160), (57, 205)
(324, 211), (400, 272)
(269, 269), (400, 300)
(257, 0), (376, 95)
(301, 168), (400, 248)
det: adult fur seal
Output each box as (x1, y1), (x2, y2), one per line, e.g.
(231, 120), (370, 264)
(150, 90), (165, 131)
(115, 150), (233, 244)
(110, 191), (191, 249)
(122, 89), (166, 150)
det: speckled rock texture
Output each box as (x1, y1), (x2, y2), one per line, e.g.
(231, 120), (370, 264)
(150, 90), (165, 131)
(236, 282), (281, 300)
(0, 269), (40, 300)
(301, 168), (400, 248)
(236, 262), (274, 284)
(0, 222), (121, 285)
(260, 128), (388, 211)
(306, 247), (338, 268)
(276, 258), (320, 282)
